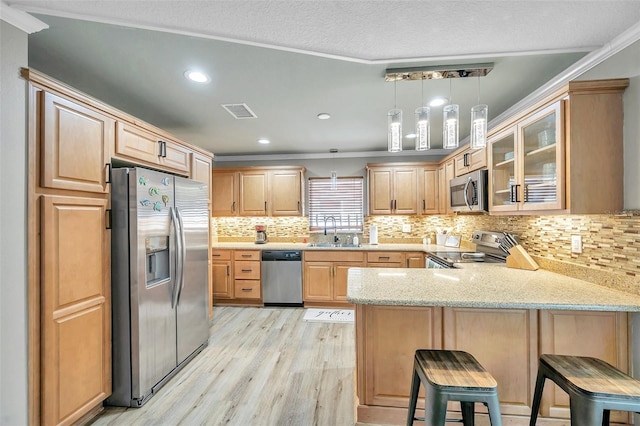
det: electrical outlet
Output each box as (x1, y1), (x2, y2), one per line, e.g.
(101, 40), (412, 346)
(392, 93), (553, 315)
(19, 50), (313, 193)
(571, 235), (582, 254)
(402, 224), (411, 233)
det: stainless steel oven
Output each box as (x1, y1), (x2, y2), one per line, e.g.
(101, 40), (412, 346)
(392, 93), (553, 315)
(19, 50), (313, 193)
(450, 169), (488, 212)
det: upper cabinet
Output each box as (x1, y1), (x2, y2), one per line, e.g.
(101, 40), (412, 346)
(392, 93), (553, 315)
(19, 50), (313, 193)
(437, 160), (455, 215)
(41, 92), (114, 194)
(114, 122), (190, 175)
(368, 165), (418, 215)
(420, 166), (439, 215)
(212, 166), (305, 217)
(368, 163), (440, 216)
(488, 79), (628, 214)
(454, 146), (487, 177)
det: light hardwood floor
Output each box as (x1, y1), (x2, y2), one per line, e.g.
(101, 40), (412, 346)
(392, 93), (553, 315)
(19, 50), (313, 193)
(90, 306), (358, 425)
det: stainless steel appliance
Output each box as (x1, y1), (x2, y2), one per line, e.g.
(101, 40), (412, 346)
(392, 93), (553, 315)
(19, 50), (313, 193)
(450, 169), (488, 212)
(108, 167), (209, 407)
(261, 250), (303, 306)
(426, 230), (507, 269)
(255, 224), (268, 244)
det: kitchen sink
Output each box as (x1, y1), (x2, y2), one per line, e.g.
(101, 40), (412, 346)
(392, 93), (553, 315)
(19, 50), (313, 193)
(306, 243), (362, 248)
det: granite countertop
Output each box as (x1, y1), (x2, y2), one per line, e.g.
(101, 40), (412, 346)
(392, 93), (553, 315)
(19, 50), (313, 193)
(346, 264), (640, 312)
(212, 242), (440, 252)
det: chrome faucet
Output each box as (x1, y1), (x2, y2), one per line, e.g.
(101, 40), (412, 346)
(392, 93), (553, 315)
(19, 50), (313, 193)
(323, 216), (339, 243)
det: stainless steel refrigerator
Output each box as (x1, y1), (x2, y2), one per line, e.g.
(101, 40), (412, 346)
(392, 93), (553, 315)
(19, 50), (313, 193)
(108, 167), (209, 407)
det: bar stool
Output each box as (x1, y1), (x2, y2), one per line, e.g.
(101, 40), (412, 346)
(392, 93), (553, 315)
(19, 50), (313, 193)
(407, 349), (503, 426)
(530, 354), (640, 426)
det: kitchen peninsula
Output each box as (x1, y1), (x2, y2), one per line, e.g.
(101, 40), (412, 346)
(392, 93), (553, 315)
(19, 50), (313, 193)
(348, 266), (640, 425)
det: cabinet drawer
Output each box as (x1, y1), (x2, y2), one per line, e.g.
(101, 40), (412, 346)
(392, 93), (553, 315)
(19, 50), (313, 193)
(304, 251), (365, 263)
(234, 261), (261, 279)
(234, 280), (261, 299)
(367, 252), (403, 264)
(212, 250), (232, 260)
(234, 250), (261, 261)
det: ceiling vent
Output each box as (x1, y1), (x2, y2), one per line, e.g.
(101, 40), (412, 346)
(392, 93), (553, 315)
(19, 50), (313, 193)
(221, 103), (257, 119)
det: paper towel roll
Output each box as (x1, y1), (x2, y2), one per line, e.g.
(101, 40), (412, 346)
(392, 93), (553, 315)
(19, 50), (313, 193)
(369, 225), (378, 245)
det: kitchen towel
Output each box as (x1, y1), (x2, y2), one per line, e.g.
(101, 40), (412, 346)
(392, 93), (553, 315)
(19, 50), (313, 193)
(303, 308), (354, 323)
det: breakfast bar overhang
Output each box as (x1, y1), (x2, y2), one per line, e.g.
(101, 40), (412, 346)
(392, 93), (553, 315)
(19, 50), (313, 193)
(347, 265), (640, 425)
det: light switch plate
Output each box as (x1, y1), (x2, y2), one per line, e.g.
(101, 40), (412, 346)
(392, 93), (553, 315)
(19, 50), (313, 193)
(571, 235), (582, 253)
(402, 224), (411, 233)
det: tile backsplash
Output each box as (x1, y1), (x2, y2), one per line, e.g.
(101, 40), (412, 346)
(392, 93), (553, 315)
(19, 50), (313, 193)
(213, 211), (640, 278)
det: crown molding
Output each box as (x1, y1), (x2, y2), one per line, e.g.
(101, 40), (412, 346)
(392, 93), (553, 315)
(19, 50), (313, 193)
(213, 149), (450, 162)
(0, 2), (48, 34)
(488, 19), (640, 130)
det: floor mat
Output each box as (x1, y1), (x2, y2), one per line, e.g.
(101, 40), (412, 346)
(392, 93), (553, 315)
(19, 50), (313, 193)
(303, 308), (354, 323)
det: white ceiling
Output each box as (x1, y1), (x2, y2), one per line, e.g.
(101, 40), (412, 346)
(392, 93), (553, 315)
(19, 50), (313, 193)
(8, 0), (640, 159)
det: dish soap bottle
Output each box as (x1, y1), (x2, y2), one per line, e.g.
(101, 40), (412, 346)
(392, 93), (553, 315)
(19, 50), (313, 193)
(353, 235), (359, 246)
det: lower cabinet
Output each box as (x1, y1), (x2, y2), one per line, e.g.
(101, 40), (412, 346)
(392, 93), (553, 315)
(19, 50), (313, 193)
(40, 195), (111, 426)
(212, 249), (262, 304)
(355, 305), (630, 425)
(212, 250), (233, 300)
(356, 305), (442, 409)
(538, 310), (629, 423)
(233, 250), (261, 300)
(443, 307), (538, 417)
(303, 251), (365, 306)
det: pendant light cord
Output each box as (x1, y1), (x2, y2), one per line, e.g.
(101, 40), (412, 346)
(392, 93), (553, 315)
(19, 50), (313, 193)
(394, 78), (398, 109)
(449, 78), (453, 104)
(477, 76), (481, 105)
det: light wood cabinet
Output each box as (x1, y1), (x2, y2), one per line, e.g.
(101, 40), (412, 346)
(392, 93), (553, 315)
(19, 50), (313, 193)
(212, 250), (233, 300)
(368, 165), (418, 215)
(270, 169), (303, 216)
(538, 310), (629, 423)
(212, 166), (304, 217)
(356, 305), (442, 410)
(41, 195), (111, 426)
(443, 307), (538, 417)
(366, 251), (404, 267)
(454, 146), (487, 177)
(114, 122), (190, 175)
(420, 166), (439, 214)
(404, 252), (425, 268)
(41, 92), (114, 194)
(438, 159), (454, 214)
(239, 170), (268, 216)
(488, 79), (628, 214)
(211, 170), (239, 216)
(303, 251), (365, 306)
(233, 250), (261, 300)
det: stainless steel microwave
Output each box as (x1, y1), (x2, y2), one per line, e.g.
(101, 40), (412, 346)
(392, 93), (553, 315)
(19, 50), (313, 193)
(449, 169), (488, 212)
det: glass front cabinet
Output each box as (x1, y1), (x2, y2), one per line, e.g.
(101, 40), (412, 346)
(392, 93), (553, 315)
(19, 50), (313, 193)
(489, 101), (564, 213)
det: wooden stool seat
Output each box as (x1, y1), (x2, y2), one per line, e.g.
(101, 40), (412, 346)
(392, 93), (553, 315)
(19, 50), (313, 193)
(407, 350), (502, 425)
(530, 354), (640, 426)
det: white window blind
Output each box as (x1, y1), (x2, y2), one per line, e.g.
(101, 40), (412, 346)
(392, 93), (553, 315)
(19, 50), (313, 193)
(308, 177), (364, 232)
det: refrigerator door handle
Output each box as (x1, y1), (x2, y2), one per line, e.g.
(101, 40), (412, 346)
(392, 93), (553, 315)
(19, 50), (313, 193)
(175, 208), (187, 305)
(169, 207), (181, 309)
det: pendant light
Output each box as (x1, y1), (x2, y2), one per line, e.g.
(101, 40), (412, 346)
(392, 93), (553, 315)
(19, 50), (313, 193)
(470, 76), (488, 150)
(387, 79), (403, 152)
(442, 78), (459, 149)
(415, 77), (430, 151)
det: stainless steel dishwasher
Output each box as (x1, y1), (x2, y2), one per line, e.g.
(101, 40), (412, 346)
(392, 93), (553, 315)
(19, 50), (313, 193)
(261, 250), (303, 306)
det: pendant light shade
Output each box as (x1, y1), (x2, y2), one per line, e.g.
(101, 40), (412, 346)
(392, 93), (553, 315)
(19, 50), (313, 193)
(442, 104), (459, 149)
(414, 106), (430, 151)
(387, 108), (403, 152)
(470, 104), (488, 149)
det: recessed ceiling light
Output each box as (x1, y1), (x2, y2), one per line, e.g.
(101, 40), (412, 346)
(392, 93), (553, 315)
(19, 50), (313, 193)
(429, 97), (448, 107)
(406, 133), (417, 139)
(317, 113), (331, 120)
(184, 70), (210, 83)
(258, 139), (270, 144)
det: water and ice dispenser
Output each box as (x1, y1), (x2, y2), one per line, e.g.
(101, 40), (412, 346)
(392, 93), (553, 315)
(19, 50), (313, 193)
(145, 236), (169, 287)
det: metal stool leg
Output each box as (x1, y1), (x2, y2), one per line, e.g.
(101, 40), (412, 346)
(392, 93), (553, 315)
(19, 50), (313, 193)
(529, 367), (546, 426)
(486, 396), (503, 426)
(461, 401), (475, 426)
(569, 396), (603, 426)
(425, 385), (448, 426)
(406, 368), (421, 426)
